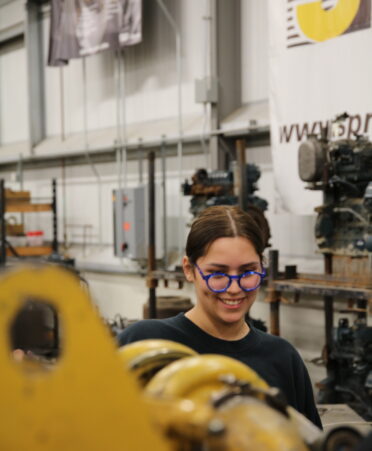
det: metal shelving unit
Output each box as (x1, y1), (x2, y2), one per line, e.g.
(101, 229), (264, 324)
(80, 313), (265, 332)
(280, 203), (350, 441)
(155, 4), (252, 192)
(0, 179), (58, 265)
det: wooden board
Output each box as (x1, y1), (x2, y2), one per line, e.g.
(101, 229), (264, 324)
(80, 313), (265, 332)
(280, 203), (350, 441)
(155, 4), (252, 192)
(5, 203), (53, 213)
(6, 246), (52, 257)
(4, 189), (30, 201)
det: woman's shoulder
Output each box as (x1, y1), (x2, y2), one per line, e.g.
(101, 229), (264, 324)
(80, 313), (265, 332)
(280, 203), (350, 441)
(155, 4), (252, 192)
(117, 315), (183, 346)
(251, 326), (301, 358)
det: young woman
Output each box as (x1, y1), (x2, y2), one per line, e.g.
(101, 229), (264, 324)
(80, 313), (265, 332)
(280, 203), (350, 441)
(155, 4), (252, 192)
(118, 205), (322, 428)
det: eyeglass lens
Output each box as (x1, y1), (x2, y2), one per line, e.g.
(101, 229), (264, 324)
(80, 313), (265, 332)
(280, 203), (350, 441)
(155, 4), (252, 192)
(208, 273), (261, 292)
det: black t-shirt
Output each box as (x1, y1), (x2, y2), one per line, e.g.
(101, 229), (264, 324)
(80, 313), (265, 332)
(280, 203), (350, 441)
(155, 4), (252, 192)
(118, 313), (322, 429)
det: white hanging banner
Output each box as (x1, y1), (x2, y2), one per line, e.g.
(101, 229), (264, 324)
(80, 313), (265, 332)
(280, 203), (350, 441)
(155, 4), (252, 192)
(269, 0), (372, 214)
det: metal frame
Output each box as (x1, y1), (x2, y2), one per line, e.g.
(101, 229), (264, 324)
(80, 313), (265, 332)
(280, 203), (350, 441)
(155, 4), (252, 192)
(266, 249), (372, 349)
(0, 126), (270, 172)
(210, 0), (242, 170)
(0, 178), (58, 266)
(25, 0), (46, 152)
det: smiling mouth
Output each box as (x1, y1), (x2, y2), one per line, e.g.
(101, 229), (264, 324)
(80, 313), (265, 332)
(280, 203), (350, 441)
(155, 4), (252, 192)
(218, 298), (245, 306)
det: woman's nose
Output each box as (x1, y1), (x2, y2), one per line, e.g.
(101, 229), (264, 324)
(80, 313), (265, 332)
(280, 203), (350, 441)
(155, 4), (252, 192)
(227, 278), (242, 293)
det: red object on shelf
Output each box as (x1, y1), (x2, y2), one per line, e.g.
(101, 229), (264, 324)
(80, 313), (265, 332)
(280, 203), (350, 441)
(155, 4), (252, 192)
(26, 230), (43, 236)
(26, 230), (44, 246)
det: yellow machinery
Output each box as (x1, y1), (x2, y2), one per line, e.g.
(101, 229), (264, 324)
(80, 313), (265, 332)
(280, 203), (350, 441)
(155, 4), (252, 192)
(0, 265), (345, 450)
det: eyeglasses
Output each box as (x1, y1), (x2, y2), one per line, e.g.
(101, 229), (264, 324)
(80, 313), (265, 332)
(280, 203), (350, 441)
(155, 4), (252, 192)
(194, 263), (266, 293)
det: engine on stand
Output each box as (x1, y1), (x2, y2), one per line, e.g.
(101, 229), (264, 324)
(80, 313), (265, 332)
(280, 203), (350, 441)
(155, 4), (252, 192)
(298, 128), (372, 279)
(182, 164), (270, 248)
(298, 119), (372, 419)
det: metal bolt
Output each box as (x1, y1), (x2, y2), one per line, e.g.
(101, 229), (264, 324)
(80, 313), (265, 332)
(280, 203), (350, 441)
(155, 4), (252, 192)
(207, 418), (225, 436)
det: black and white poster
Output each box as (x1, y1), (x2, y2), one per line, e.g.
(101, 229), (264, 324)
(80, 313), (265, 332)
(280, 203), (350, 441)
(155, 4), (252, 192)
(48, 0), (142, 66)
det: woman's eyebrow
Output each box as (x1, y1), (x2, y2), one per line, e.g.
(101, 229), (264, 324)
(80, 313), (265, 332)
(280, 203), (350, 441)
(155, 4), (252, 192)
(205, 262), (260, 270)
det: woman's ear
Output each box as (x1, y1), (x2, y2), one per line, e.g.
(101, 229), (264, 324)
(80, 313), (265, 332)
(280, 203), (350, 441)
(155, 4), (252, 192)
(182, 256), (195, 282)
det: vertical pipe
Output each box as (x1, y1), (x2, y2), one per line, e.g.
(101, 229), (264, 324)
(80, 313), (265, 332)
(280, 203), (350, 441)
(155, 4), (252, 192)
(148, 151), (157, 318)
(82, 57), (103, 247)
(17, 154), (24, 225)
(0, 180), (5, 265)
(120, 50), (128, 191)
(61, 159), (67, 248)
(268, 249), (280, 336)
(161, 137), (168, 268)
(138, 139), (144, 184)
(324, 253), (333, 353)
(52, 179), (58, 253)
(0, 47), (2, 146)
(156, 0), (184, 260)
(209, 0), (219, 169)
(59, 66), (65, 141)
(235, 139), (246, 210)
(115, 49), (124, 261)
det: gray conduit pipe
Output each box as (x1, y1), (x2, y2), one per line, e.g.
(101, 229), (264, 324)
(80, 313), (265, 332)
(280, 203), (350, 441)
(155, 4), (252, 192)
(156, 0), (184, 261)
(82, 56), (103, 247)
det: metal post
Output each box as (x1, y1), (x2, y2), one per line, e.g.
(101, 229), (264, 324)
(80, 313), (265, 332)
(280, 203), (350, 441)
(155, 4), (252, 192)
(52, 179), (58, 253)
(59, 67), (65, 141)
(209, 0), (219, 169)
(236, 139), (247, 210)
(268, 249), (280, 336)
(138, 139), (144, 184)
(25, 0), (45, 152)
(0, 180), (5, 265)
(161, 138), (168, 268)
(17, 154), (24, 225)
(147, 151), (157, 318)
(81, 57), (103, 247)
(61, 160), (67, 249)
(324, 253), (333, 353)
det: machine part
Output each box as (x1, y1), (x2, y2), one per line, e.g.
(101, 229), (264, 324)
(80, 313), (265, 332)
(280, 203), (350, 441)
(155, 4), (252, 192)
(299, 130), (372, 273)
(145, 354), (269, 399)
(0, 266), (171, 451)
(1, 265), (368, 450)
(182, 164), (268, 218)
(298, 136), (325, 182)
(143, 354), (320, 451)
(319, 426), (363, 451)
(118, 339), (197, 387)
(183, 166), (271, 248)
(364, 182), (372, 212)
(317, 316), (372, 420)
(365, 235), (372, 252)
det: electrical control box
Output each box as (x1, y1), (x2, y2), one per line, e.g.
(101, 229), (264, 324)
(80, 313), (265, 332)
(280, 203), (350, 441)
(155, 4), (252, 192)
(113, 186), (163, 260)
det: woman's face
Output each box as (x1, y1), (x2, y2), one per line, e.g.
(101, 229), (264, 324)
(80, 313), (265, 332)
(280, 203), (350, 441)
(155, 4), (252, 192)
(183, 236), (262, 326)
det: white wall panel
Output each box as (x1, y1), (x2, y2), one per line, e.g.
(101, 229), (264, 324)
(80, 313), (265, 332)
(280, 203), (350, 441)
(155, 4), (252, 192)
(0, 0), (23, 31)
(43, 0), (206, 139)
(241, 0), (269, 103)
(0, 43), (28, 144)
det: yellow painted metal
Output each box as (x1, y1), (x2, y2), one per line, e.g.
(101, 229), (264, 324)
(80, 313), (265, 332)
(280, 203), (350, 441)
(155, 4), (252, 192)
(146, 354), (269, 401)
(217, 400), (309, 451)
(0, 265), (170, 451)
(118, 339), (197, 386)
(143, 355), (311, 450)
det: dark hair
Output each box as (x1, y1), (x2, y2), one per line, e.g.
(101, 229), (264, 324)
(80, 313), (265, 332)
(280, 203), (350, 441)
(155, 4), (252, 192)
(185, 205), (265, 264)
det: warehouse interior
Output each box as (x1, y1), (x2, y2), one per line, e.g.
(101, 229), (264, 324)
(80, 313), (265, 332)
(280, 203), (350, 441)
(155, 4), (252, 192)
(1, 0), (372, 450)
